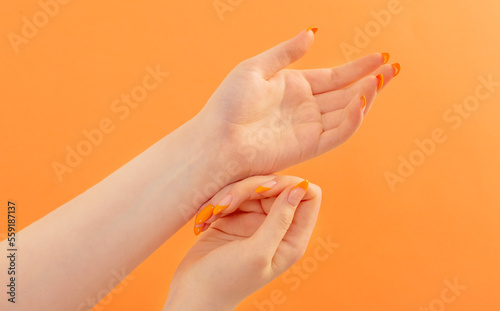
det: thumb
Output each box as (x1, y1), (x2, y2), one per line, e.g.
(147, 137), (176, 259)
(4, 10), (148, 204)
(250, 180), (309, 258)
(245, 28), (317, 79)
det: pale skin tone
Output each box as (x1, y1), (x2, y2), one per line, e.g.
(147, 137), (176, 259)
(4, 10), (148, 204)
(166, 175), (322, 310)
(0, 28), (398, 310)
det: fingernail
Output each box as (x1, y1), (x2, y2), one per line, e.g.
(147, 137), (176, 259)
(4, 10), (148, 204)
(306, 27), (319, 34)
(195, 204), (214, 225)
(213, 194), (232, 215)
(288, 179), (309, 206)
(391, 63), (401, 77)
(255, 180), (277, 193)
(376, 74), (384, 92)
(360, 95), (367, 110)
(194, 225), (203, 236)
(381, 53), (390, 64)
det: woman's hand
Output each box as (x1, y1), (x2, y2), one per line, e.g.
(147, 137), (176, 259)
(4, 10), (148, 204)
(196, 28), (399, 177)
(164, 175), (322, 311)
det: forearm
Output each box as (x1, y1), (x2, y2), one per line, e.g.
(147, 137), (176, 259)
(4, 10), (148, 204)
(2, 116), (238, 310)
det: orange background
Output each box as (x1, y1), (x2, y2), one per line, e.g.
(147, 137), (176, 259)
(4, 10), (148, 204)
(1, 0), (500, 310)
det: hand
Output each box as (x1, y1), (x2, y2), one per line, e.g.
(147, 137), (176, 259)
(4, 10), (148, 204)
(196, 28), (399, 177)
(164, 175), (322, 310)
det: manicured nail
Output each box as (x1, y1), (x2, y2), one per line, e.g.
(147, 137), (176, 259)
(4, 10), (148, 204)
(213, 194), (232, 215)
(195, 204), (214, 225)
(288, 179), (309, 206)
(255, 180), (277, 193)
(306, 27), (319, 34)
(376, 74), (384, 92)
(360, 95), (367, 110)
(391, 63), (401, 77)
(381, 53), (390, 64)
(194, 225), (203, 236)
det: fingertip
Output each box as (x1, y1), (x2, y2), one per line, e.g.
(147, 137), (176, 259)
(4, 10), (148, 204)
(347, 93), (365, 125)
(392, 63), (401, 77)
(381, 52), (390, 64)
(360, 95), (367, 111)
(306, 27), (319, 35)
(194, 225), (203, 236)
(213, 194), (232, 215)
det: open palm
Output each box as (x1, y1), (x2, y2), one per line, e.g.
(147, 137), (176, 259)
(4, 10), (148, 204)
(201, 29), (399, 175)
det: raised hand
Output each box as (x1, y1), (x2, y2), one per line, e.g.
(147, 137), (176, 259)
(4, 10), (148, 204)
(197, 28), (400, 176)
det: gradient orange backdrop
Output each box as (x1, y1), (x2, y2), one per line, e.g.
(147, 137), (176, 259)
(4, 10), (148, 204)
(1, 0), (500, 310)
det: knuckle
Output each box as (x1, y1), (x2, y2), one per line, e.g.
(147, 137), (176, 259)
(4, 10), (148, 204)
(278, 209), (294, 231)
(309, 183), (322, 197)
(236, 59), (255, 71)
(290, 247), (307, 263)
(248, 251), (270, 268)
(330, 69), (340, 87)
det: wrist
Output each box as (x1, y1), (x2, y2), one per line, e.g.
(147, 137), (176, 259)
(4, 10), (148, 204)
(152, 115), (247, 221)
(164, 278), (236, 311)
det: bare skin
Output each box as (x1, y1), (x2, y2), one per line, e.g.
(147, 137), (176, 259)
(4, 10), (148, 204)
(0, 28), (397, 311)
(166, 175), (322, 310)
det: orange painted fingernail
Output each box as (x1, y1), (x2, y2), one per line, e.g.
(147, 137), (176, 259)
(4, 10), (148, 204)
(360, 95), (367, 110)
(306, 27), (319, 34)
(288, 179), (309, 205)
(293, 179), (309, 191)
(392, 63), (401, 77)
(255, 180), (277, 193)
(194, 225), (203, 236)
(195, 204), (214, 225)
(381, 53), (390, 64)
(213, 194), (232, 215)
(376, 74), (384, 92)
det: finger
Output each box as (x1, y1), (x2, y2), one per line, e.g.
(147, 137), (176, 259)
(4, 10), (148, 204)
(318, 65), (392, 117)
(316, 94), (364, 155)
(210, 211), (267, 238)
(301, 53), (389, 95)
(194, 222), (209, 236)
(363, 63), (399, 94)
(321, 108), (348, 132)
(193, 176), (276, 231)
(210, 175), (316, 219)
(316, 64), (396, 114)
(194, 175), (315, 233)
(241, 29), (316, 79)
(343, 68), (394, 116)
(282, 183), (321, 244)
(315, 89), (353, 114)
(210, 175), (278, 218)
(249, 180), (309, 259)
(272, 183), (322, 270)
